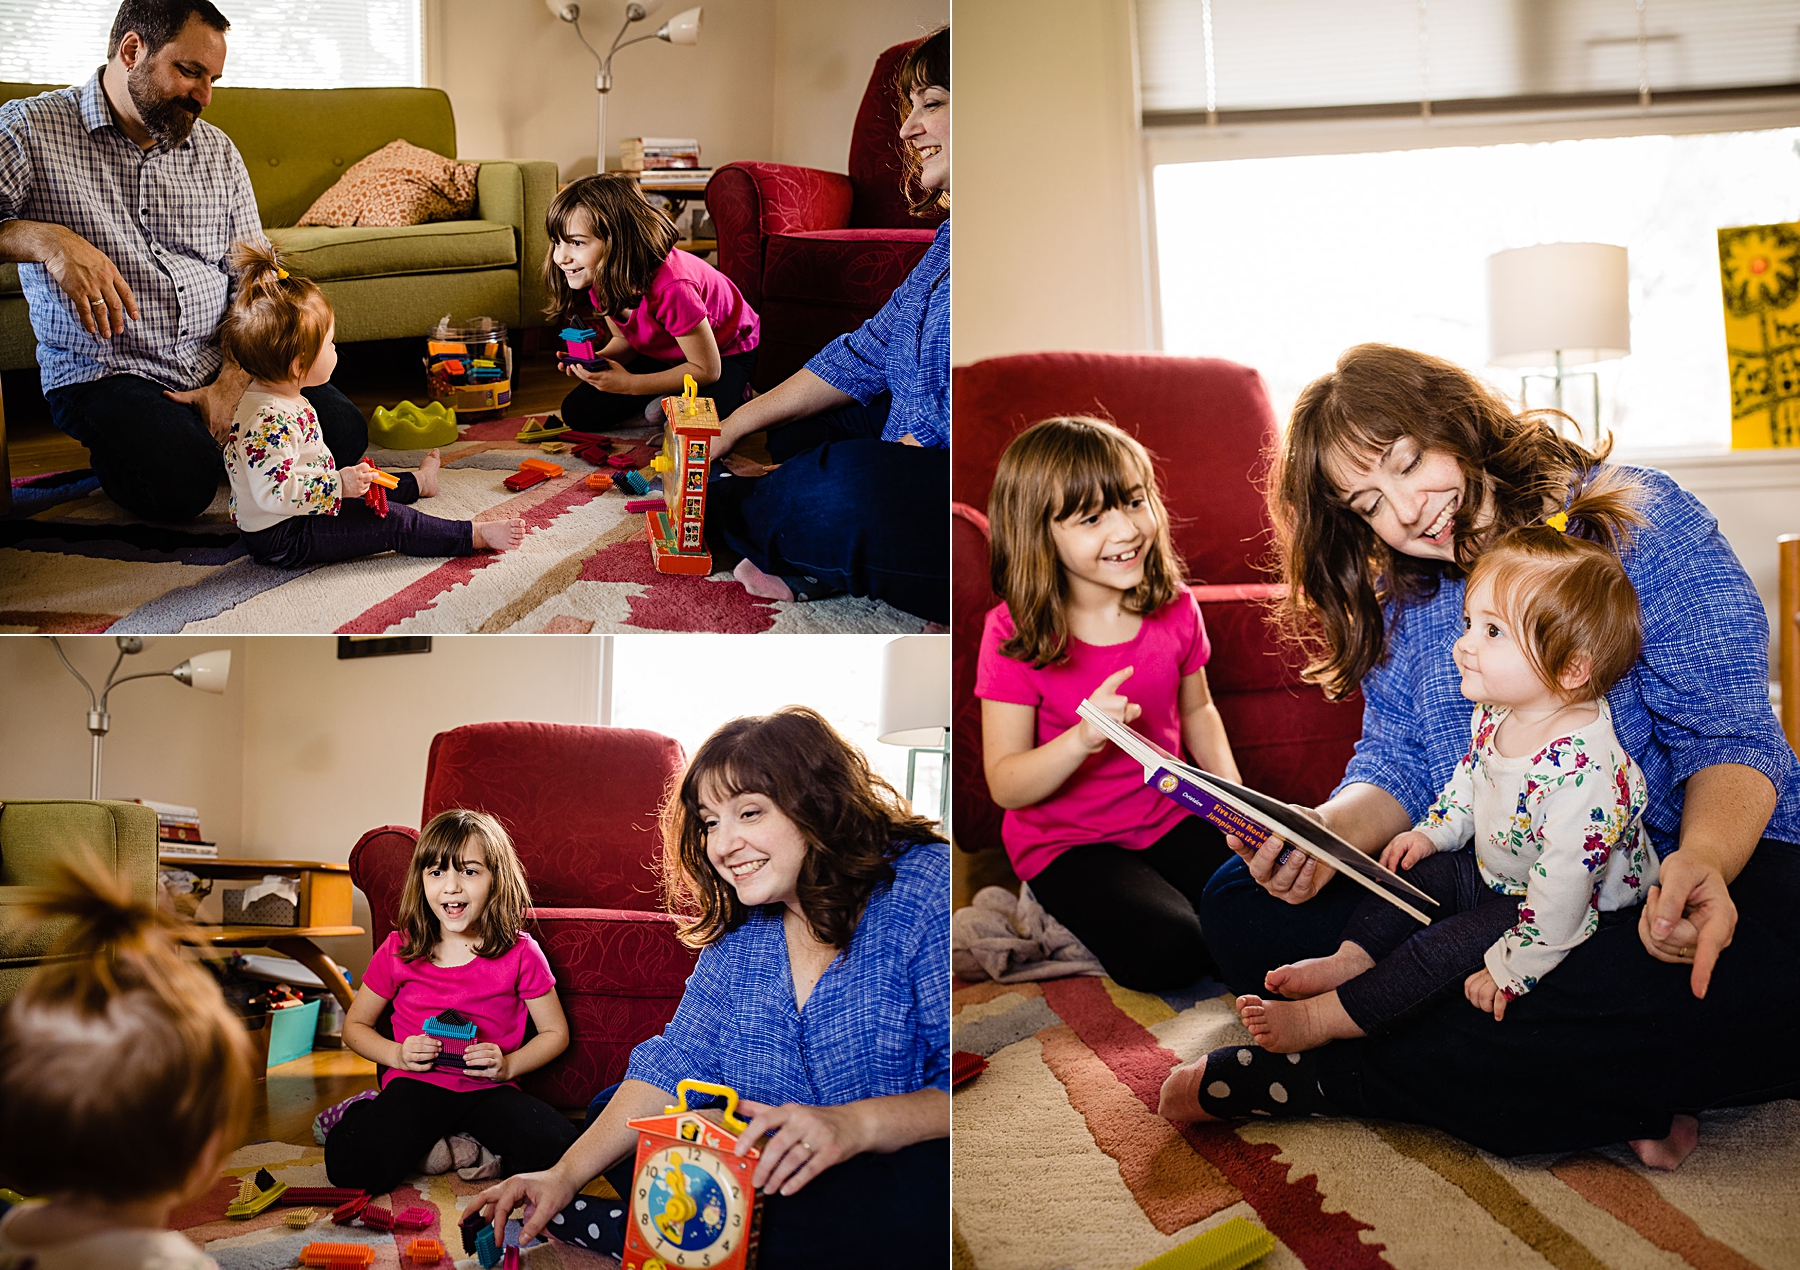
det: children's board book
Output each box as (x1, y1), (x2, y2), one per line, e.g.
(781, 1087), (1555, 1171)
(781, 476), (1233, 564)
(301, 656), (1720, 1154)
(1075, 699), (1438, 924)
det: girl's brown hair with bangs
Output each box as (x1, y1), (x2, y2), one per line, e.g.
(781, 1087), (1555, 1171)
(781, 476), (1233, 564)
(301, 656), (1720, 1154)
(396, 809), (532, 962)
(896, 26), (949, 216)
(1465, 472), (1643, 703)
(989, 416), (1186, 669)
(661, 706), (945, 950)
(1268, 343), (1611, 700)
(220, 240), (334, 383)
(0, 856), (255, 1202)
(541, 174), (680, 327)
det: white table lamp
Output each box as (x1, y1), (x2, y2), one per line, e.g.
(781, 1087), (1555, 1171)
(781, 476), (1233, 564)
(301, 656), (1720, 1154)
(49, 638), (231, 800)
(546, 2), (705, 172)
(1488, 242), (1630, 430)
(877, 636), (950, 824)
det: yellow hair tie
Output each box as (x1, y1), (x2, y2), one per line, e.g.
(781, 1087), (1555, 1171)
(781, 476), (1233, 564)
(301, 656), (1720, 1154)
(276, 268), (289, 280)
(1545, 511), (1570, 533)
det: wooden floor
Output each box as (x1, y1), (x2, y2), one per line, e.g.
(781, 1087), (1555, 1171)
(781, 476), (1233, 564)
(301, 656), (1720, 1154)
(252, 1047), (379, 1147)
(3, 338), (577, 481)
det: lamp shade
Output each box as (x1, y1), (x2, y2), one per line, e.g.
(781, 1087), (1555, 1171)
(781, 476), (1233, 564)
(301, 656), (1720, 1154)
(659, 6), (702, 45)
(1487, 242), (1630, 369)
(172, 649), (231, 694)
(878, 636), (949, 747)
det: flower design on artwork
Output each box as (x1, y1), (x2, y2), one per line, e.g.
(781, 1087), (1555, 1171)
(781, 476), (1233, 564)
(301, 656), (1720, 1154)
(1719, 223), (1800, 318)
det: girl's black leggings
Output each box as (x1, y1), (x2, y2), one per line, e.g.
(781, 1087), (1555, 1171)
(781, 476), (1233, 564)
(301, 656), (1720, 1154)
(560, 348), (759, 430)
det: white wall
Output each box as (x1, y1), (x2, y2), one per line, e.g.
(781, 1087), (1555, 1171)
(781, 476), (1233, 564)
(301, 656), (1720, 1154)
(425, 0), (943, 181)
(953, 0), (1151, 365)
(1, 635), (251, 847)
(771, 0), (946, 173)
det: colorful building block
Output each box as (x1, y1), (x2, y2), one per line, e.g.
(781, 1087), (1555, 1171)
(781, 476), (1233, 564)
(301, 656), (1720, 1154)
(395, 1204), (434, 1230)
(515, 419), (571, 443)
(281, 1188), (368, 1206)
(406, 1238), (446, 1264)
(423, 1009), (478, 1041)
(559, 326), (600, 364)
(361, 1203), (395, 1230)
(300, 1244), (375, 1269)
(503, 467), (549, 492)
(1133, 1217), (1276, 1270)
(332, 1193), (369, 1224)
(518, 458), (564, 477)
(585, 471), (613, 491)
(225, 1178), (286, 1219)
(283, 1207), (317, 1228)
(475, 1224), (500, 1269)
(614, 468), (650, 495)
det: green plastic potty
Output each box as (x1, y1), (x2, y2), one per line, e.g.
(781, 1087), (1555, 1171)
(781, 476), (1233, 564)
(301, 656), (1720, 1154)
(370, 400), (459, 449)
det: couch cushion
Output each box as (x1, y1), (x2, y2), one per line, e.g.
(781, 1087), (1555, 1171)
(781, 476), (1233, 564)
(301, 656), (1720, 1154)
(267, 220), (516, 283)
(762, 229), (935, 311)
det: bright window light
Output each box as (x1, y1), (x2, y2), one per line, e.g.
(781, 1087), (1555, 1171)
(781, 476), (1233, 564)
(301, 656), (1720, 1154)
(0, 0), (421, 88)
(1154, 127), (1800, 452)
(611, 636), (937, 821)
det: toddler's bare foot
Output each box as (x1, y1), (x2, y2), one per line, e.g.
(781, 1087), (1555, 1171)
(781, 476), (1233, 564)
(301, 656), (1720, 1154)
(734, 557), (794, 601)
(1265, 941), (1376, 1000)
(1157, 1055), (1219, 1123)
(415, 448), (442, 497)
(474, 517), (525, 552)
(1629, 1114), (1698, 1170)
(1237, 992), (1363, 1053)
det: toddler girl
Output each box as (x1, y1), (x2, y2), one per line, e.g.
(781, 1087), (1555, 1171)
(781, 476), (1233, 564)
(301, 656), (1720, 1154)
(976, 416), (1243, 992)
(325, 809), (578, 1195)
(1162, 477), (1685, 1164)
(0, 860), (254, 1267)
(544, 174), (760, 428)
(221, 242), (524, 568)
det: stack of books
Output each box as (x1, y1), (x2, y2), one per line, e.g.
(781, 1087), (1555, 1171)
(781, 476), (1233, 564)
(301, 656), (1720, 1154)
(622, 137), (713, 188)
(621, 137), (702, 170)
(136, 799), (217, 858)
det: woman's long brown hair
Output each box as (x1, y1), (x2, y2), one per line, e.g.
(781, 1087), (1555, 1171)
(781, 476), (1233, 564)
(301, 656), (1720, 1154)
(896, 26), (949, 216)
(0, 856), (255, 1201)
(989, 416), (1186, 668)
(542, 173), (680, 326)
(1268, 344), (1610, 700)
(661, 706), (945, 950)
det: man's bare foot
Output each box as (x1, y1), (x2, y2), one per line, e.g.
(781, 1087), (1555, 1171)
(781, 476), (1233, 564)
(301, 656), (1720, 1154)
(1157, 1055), (1219, 1123)
(414, 448), (442, 497)
(734, 557), (794, 601)
(1237, 992), (1364, 1053)
(473, 517), (525, 552)
(1629, 1114), (1698, 1170)
(1265, 941), (1376, 1000)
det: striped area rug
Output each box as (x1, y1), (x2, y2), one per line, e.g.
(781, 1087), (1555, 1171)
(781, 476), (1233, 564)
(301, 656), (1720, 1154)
(177, 1140), (619, 1268)
(1, 414), (924, 635)
(951, 975), (1800, 1270)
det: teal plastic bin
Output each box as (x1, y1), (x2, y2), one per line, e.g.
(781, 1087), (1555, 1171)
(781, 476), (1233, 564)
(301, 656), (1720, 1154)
(267, 999), (321, 1068)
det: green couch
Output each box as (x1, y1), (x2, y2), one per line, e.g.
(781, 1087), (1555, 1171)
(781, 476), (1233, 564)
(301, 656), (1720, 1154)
(0, 799), (158, 1004)
(0, 83), (557, 371)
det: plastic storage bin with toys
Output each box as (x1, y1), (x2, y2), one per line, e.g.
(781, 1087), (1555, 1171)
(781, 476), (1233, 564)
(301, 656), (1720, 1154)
(424, 316), (512, 415)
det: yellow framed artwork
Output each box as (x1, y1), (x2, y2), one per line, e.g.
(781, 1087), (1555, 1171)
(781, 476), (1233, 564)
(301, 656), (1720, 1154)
(1719, 221), (1800, 448)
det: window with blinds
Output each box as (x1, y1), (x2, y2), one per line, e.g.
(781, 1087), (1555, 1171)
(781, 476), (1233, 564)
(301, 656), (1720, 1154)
(1139, 0), (1800, 123)
(0, 0), (421, 89)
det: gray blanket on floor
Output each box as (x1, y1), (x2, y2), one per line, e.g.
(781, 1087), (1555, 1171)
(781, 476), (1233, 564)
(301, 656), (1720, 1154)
(951, 884), (1104, 983)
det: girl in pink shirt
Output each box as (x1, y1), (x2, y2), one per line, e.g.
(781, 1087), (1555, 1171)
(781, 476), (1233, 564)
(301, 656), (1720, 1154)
(544, 174), (761, 430)
(976, 416), (1245, 992)
(326, 809), (579, 1196)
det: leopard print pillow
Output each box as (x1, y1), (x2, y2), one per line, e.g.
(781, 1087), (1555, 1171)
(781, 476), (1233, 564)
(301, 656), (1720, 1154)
(297, 139), (480, 228)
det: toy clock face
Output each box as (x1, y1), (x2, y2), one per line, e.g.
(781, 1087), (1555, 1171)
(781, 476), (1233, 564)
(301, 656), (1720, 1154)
(632, 1145), (752, 1268)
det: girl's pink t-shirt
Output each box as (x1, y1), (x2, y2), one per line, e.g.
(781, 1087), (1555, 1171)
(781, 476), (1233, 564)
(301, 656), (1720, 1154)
(592, 249), (760, 363)
(361, 929), (556, 1094)
(974, 591), (1212, 881)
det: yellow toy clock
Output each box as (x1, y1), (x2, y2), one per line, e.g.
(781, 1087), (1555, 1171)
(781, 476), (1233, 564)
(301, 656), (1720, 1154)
(624, 1080), (762, 1270)
(646, 375), (721, 575)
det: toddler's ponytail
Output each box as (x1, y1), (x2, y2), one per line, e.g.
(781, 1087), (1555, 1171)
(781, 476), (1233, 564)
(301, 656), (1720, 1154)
(221, 238), (334, 385)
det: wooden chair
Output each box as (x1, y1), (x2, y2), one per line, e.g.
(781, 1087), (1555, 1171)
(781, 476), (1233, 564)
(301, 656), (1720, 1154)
(1781, 533), (1799, 755)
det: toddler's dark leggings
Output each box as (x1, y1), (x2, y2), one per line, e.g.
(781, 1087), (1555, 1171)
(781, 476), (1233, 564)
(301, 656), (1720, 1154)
(239, 498), (474, 567)
(324, 1075), (580, 1196)
(1335, 849), (1523, 1033)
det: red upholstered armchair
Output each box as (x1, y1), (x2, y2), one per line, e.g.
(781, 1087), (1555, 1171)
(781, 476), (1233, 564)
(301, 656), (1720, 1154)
(951, 352), (1365, 856)
(706, 39), (947, 389)
(349, 721), (697, 1111)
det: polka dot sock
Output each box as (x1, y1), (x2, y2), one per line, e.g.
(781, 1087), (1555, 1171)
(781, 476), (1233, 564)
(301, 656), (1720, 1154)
(1161, 1044), (1330, 1121)
(544, 1193), (628, 1255)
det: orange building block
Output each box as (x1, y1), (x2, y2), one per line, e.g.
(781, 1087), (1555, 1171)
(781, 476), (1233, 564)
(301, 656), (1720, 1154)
(406, 1238), (446, 1264)
(300, 1244), (374, 1268)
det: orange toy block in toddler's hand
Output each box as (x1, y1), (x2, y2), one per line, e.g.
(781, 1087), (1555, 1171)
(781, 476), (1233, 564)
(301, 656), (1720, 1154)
(367, 468), (400, 489)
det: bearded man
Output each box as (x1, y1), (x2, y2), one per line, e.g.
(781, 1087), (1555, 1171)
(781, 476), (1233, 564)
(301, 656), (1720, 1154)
(0, 0), (367, 523)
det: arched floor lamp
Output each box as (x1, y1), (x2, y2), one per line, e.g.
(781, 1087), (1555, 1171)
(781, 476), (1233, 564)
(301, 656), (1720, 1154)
(49, 637), (231, 800)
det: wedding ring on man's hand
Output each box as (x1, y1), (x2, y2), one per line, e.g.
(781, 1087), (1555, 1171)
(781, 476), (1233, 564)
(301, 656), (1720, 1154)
(800, 1142), (814, 1153)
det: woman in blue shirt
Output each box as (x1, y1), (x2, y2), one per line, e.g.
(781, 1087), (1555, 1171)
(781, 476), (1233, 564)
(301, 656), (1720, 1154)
(702, 28), (950, 626)
(1183, 344), (1800, 1159)
(472, 706), (949, 1266)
